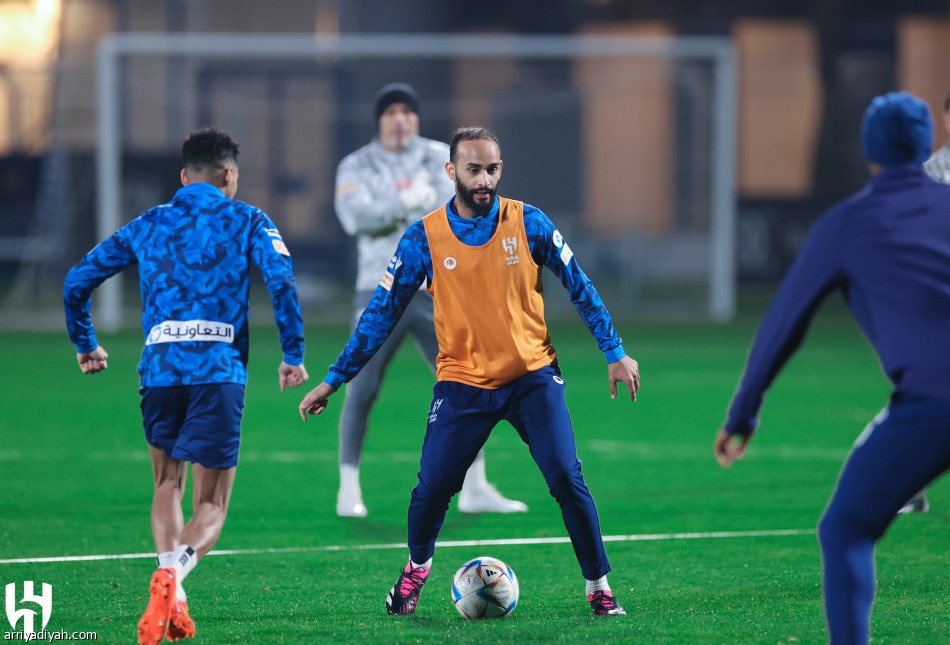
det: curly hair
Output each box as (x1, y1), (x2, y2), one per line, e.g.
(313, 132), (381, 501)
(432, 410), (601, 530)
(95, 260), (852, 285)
(181, 127), (240, 172)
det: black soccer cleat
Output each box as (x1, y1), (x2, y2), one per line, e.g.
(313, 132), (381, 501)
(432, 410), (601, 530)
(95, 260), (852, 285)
(588, 590), (626, 616)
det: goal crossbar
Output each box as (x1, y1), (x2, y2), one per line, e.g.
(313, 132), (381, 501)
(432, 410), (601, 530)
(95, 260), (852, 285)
(96, 32), (736, 329)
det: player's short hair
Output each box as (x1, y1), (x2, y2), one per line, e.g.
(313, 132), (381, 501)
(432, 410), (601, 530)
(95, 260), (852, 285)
(181, 127), (239, 173)
(449, 127), (500, 164)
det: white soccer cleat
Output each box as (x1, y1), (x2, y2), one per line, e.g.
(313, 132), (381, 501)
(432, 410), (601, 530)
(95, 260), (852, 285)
(337, 498), (368, 517)
(458, 483), (528, 514)
(337, 465), (368, 517)
(897, 490), (929, 515)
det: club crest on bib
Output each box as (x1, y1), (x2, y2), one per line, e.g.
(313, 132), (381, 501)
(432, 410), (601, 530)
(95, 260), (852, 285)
(503, 237), (519, 266)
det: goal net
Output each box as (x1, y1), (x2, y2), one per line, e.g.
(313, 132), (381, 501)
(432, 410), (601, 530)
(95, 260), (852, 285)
(3, 33), (735, 330)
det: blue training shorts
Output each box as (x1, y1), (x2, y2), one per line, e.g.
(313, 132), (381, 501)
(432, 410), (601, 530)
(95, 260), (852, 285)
(140, 383), (246, 468)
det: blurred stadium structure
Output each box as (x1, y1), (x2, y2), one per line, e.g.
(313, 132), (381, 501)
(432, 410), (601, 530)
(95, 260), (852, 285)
(3, 2), (950, 332)
(0, 32), (735, 330)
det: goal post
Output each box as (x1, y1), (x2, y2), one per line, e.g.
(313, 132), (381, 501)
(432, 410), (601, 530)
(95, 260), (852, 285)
(96, 32), (736, 330)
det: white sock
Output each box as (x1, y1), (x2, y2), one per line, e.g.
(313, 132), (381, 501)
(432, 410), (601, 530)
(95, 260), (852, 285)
(158, 550), (187, 601)
(410, 557), (432, 570)
(461, 450), (489, 493)
(157, 551), (175, 569)
(339, 464), (361, 491)
(586, 576), (610, 595)
(172, 544), (198, 584)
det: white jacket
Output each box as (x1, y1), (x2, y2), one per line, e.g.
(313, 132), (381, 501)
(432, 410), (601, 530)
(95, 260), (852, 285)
(334, 136), (455, 291)
(924, 144), (950, 184)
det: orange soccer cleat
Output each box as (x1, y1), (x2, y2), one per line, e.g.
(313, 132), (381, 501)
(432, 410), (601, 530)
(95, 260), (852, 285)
(166, 599), (196, 641)
(137, 568), (176, 644)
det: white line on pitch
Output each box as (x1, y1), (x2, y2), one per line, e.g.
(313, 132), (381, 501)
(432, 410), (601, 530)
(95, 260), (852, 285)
(0, 528), (815, 565)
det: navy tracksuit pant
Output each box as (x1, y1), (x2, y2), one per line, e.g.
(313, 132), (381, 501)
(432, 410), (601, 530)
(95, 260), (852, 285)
(407, 364), (611, 580)
(818, 394), (950, 644)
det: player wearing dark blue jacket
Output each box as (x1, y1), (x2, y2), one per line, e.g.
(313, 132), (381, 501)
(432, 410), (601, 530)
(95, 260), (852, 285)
(64, 128), (309, 645)
(714, 92), (950, 645)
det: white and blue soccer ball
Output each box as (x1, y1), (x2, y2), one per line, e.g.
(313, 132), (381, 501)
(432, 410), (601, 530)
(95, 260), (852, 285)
(451, 556), (519, 619)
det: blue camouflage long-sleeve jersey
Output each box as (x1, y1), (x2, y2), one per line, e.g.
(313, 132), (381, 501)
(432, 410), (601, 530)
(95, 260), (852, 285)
(726, 164), (950, 436)
(324, 196), (625, 388)
(64, 182), (305, 387)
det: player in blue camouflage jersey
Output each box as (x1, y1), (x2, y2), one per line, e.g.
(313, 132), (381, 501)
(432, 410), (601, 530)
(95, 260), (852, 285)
(714, 92), (950, 644)
(332, 82), (526, 517)
(301, 127), (639, 617)
(64, 128), (309, 645)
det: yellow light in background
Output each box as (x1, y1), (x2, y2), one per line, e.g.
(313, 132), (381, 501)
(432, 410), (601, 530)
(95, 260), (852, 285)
(0, 0), (62, 62)
(0, 0), (61, 153)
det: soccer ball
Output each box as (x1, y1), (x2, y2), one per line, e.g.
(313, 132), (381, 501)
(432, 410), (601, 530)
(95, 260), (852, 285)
(451, 556), (519, 619)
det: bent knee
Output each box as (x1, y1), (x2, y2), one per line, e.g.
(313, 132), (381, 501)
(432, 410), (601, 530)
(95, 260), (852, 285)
(818, 507), (883, 549)
(545, 464), (584, 498)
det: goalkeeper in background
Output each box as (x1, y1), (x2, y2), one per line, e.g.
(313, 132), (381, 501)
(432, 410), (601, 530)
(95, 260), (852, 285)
(714, 92), (950, 644)
(331, 82), (526, 517)
(64, 128), (309, 644)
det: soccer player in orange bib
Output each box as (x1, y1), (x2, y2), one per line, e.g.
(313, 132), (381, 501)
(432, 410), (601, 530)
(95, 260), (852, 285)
(300, 127), (639, 617)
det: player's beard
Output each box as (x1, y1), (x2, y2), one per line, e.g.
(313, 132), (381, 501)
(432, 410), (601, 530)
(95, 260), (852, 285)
(455, 179), (496, 216)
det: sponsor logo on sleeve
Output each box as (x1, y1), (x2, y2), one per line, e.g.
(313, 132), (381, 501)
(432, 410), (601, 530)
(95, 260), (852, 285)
(559, 242), (573, 265)
(335, 180), (357, 197)
(379, 271), (395, 291)
(272, 239), (290, 256)
(552, 230), (564, 248)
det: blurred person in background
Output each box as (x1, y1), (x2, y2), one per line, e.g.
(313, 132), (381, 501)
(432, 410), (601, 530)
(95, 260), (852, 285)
(897, 91), (950, 515)
(714, 92), (950, 645)
(64, 128), (309, 644)
(923, 91), (950, 183)
(332, 82), (527, 517)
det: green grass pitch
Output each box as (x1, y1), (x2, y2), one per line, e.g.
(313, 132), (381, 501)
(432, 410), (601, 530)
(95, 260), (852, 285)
(1, 295), (948, 643)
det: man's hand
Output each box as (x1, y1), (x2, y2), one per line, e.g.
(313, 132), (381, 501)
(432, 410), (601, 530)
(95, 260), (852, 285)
(714, 428), (751, 468)
(398, 179), (438, 213)
(299, 382), (337, 421)
(608, 355), (640, 402)
(77, 346), (109, 374)
(279, 361), (310, 392)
